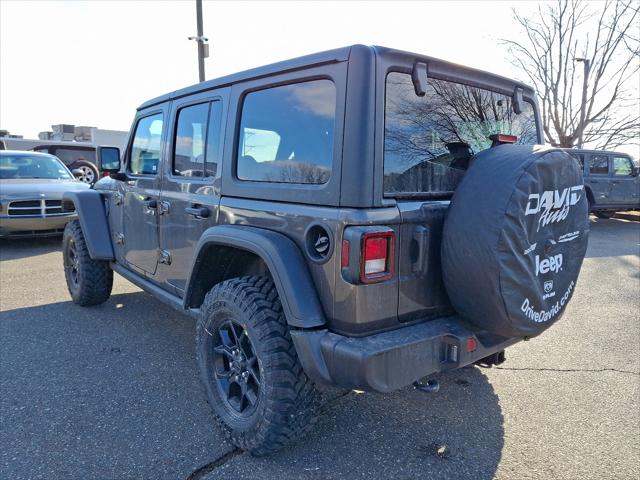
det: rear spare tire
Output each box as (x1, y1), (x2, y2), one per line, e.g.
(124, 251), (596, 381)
(442, 145), (589, 338)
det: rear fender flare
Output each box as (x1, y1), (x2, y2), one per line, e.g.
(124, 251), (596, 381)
(62, 190), (114, 260)
(185, 225), (326, 329)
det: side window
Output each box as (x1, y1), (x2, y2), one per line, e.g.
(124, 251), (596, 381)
(130, 113), (164, 175)
(613, 156), (633, 176)
(236, 79), (336, 184)
(53, 148), (97, 165)
(174, 103), (208, 177)
(589, 155), (609, 175)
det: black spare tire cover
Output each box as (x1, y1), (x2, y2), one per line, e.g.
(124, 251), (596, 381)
(442, 145), (589, 338)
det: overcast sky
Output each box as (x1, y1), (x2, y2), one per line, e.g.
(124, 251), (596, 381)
(0, 0), (637, 156)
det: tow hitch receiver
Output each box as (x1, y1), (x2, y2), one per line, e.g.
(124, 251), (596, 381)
(413, 379), (440, 393)
(474, 350), (506, 368)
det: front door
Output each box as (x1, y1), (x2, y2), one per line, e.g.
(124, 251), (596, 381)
(159, 92), (227, 294)
(611, 155), (640, 206)
(121, 110), (167, 275)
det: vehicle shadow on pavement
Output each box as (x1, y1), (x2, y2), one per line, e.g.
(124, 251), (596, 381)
(1, 290), (505, 480)
(0, 236), (62, 261)
(585, 217), (640, 258)
(0, 292), (235, 480)
(204, 367), (504, 480)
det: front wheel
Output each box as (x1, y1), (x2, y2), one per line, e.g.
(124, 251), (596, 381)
(594, 211), (615, 219)
(196, 276), (320, 456)
(62, 220), (113, 306)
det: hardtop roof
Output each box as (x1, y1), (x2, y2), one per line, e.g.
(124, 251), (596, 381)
(562, 148), (633, 157)
(137, 44), (536, 111)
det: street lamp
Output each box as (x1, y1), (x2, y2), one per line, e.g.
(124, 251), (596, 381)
(575, 57), (591, 149)
(188, 0), (209, 83)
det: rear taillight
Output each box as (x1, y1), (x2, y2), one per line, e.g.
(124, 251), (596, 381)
(360, 231), (394, 283)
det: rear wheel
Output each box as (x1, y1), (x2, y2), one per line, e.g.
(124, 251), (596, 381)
(62, 220), (113, 306)
(594, 211), (615, 219)
(196, 276), (320, 456)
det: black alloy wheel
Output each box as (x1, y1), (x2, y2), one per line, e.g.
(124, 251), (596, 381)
(213, 319), (261, 417)
(64, 237), (80, 290)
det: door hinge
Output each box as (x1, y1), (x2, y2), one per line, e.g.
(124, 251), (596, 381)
(159, 250), (172, 265)
(115, 233), (125, 245)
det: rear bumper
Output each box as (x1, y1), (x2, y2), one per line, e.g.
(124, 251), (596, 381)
(0, 214), (76, 237)
(291, 316), (519, 393)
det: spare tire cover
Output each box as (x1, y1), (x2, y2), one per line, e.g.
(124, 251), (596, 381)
(442, 145), (589, 338)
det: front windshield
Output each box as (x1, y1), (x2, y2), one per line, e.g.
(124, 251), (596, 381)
(384, 72), (539, 196)
(0, 153), (74, 180)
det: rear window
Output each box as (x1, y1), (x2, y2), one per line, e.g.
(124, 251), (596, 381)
(589, 155), (609, 175)
(384, 72), (538, 196)
(52, 148), (96, 165)
(236, 79), (336, 184)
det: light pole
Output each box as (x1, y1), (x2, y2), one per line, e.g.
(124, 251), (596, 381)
(188, 0), (209, 82)
(575, 57), (590, 149)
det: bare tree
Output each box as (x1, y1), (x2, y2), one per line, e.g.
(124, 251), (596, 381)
(503, 0), (639, 150)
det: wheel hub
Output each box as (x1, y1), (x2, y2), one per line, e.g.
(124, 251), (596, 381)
(212, 320), (261, 416)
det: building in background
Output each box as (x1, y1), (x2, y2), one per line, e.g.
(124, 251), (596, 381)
(1, 124), (128, 151)
(0, 125), (129, 184)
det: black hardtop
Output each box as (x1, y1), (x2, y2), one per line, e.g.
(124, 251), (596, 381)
(137, 44), (536, 111)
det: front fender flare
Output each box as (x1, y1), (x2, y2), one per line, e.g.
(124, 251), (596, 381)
(185, 225), (326, 329)
(62, 190), (114, 260)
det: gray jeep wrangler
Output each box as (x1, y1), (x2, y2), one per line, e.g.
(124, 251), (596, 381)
(565, 149), (640, 219)
(61, 45), (590, 455)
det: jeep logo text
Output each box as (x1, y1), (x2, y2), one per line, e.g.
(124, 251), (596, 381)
(535, 254), (563, 276)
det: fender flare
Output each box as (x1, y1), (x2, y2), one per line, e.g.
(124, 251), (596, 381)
(62, 190), (114, 260)
(185, 225), (326, 329)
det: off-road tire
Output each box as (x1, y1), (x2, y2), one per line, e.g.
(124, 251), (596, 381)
(196, 276), (320, 456)
(594, 210), (615, 219)
(62, 220), (113, 306)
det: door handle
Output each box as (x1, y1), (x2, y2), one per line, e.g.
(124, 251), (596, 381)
(185, 205), (209, 218)
(142, 198), (157, 215)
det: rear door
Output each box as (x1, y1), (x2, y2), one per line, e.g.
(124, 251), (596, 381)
(120, 108), (168, 275)
(610, 155), (639, 206)
(158, 89), (227, 294)
(586, 154), (612, 204)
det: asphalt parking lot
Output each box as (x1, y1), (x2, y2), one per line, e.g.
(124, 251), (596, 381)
(1, 217), (638, 480)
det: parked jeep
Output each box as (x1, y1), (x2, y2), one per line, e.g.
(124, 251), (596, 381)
(565, 149), (640, 219)
(32, 143), (101, 185)
(61, 45), (590, 455)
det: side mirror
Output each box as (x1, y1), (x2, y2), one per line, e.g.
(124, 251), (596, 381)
(71, 168), (84, 177)
(98, 146), (121, 173)
(633, 165), (640, 177)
